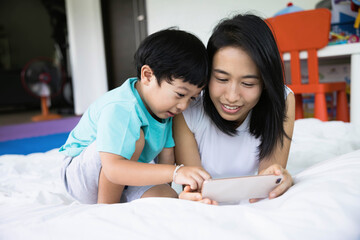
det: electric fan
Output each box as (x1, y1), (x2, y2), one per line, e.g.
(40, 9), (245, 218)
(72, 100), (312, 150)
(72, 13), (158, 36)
(21, 57), (65, 121)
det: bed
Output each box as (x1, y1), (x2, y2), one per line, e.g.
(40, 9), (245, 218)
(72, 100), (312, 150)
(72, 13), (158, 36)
(0, 118), (360, 240)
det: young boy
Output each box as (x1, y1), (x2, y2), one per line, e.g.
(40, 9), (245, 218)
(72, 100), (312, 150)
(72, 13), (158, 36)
(59, 29), (210, 204)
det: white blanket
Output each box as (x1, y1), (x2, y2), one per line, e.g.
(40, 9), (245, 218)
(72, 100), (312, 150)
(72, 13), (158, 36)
(0, 119), (360, 240)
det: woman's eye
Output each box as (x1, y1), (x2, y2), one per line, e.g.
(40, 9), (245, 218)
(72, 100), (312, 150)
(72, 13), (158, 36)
(216, 77), (227, 82)
(242, 82), (255, 87)
(177, 93), (185, 98)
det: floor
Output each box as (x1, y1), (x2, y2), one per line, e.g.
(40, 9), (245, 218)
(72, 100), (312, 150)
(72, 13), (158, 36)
(0, 109), (76, 126)
(0, 110), (81, 154)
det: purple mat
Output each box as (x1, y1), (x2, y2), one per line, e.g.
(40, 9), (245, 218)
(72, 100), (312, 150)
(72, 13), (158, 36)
(0, 116), (81, 142)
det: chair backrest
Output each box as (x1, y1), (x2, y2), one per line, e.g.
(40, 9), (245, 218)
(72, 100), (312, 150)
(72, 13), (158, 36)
(267, 9), (331, 86)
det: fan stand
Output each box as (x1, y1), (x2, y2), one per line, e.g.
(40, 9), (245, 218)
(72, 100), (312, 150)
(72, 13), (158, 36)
(32, 96), (62, 122)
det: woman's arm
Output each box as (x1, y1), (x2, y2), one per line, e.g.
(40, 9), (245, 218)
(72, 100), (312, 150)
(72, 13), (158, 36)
(256, 92), (295, 200)
(157, 147), (175, 185)
(173, 113), (202, 167)
(173, 113), (218, 204)
(259, 92), (295, 170)
(157, 147), (175, 165)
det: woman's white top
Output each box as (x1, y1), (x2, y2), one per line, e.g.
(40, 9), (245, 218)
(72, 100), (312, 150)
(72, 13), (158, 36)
(183, 87), (292, 179)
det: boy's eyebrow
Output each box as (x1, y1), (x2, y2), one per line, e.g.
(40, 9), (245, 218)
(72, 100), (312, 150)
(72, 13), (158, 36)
(177, 86), (190, 91)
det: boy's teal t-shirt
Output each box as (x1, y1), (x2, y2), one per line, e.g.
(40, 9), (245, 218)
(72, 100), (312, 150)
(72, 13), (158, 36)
(59, 78), (175, 163)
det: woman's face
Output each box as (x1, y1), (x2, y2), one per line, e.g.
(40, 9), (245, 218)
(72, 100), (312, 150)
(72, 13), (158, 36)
(209, 46), (263, 126)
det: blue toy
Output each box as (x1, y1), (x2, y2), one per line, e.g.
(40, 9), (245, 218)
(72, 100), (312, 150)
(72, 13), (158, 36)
(274, 2), (304, 16)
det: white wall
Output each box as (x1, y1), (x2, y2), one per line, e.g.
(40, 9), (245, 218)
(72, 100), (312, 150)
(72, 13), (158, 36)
(147, 0), (317, 44)
(65, 0), (108, 115)
(66, 0), (318, 114)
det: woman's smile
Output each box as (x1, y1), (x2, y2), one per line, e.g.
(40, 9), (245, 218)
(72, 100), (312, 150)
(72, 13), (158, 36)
(221, 104), (241, 114)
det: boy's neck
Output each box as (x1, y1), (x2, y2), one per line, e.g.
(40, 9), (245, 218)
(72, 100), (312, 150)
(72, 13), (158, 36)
(134, 80), (146, 108)
(135, 80), (162, 122)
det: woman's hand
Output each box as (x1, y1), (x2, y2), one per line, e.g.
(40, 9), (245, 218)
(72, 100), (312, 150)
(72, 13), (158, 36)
(179, 186), (218, 205)
(249, 164), (293, 203)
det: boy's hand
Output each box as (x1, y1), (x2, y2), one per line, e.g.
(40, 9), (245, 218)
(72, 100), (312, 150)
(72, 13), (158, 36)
(174, 166), (210, 191)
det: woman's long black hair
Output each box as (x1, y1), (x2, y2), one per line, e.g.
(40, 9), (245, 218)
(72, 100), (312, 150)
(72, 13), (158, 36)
(204, 13), (289, 161)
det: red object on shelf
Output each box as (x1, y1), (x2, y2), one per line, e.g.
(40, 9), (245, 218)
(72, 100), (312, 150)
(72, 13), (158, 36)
(267, 9), (349, 122)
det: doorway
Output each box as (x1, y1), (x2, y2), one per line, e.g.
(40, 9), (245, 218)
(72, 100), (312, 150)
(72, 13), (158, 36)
(102, 0), (147, 89)
(0, 0), (72, 116)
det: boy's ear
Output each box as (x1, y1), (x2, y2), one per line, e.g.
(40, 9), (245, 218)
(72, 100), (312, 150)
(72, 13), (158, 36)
(140, 65), (154, 86)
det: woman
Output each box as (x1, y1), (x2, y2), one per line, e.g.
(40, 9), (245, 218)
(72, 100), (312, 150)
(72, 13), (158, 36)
(173, 13), (295, 204)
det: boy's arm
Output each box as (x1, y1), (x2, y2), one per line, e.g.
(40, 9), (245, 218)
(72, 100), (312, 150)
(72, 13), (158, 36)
(100, 128), (209, 189)
(100, 152), (175, 185)
(157, 147), (175, 165)
(100, 152), (209, 189)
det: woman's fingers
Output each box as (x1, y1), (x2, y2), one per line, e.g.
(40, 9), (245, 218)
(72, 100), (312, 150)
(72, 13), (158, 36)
(269, 170), (293, 198)
(259, 164), (283, 175)
(249, 198), (263, 203)
(183, 185), (192, 192)
(179, 185), (201, 200)
(179, 185), (218, 205)
(179, 189), (202, 201)
(257, 164), (293, 199)
(200, 198), (219, 205)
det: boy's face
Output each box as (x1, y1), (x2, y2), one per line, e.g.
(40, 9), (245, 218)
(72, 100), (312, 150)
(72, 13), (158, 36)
(143, 77), (203, 120)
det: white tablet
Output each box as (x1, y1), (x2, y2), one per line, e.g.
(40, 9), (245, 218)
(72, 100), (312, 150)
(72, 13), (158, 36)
(201, 174), (283, 204)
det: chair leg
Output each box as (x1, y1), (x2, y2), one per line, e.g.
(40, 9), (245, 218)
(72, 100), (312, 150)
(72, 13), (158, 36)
(336, 90), (349, 122)
(314, 93), (328, 121)
(295, 94), (304, 120)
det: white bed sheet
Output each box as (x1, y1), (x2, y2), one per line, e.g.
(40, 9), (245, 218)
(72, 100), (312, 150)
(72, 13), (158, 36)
(0, 119), (360, 240)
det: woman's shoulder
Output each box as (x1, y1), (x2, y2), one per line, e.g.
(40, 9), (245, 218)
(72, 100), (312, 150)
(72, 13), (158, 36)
(285, 85), (293, 96)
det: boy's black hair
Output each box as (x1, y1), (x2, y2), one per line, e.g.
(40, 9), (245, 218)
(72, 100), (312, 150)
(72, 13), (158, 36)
(134, 28), (209, 88)
(204, 13), (289, 160)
